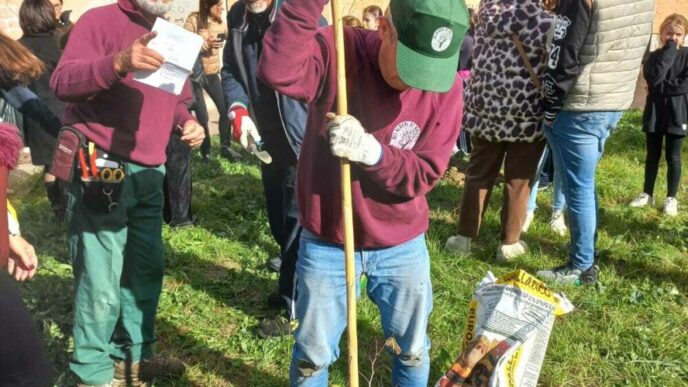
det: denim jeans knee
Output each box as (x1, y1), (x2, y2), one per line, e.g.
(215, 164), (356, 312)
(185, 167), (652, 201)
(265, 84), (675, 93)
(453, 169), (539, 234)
(290, 230), (432, 387)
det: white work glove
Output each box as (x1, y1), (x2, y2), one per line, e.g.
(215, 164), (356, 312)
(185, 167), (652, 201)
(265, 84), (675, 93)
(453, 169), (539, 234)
(229, 105), (262, 149)
(326, 113), (382, 166)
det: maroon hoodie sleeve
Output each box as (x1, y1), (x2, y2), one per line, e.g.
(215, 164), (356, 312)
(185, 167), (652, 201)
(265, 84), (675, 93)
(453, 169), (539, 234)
(50, 10), (122, 102)
(363, 86), (463, 199)
(257, 0), (330, 103)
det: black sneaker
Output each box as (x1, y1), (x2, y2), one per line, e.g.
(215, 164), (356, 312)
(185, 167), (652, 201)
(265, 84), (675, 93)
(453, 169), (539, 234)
(220, 145), (242, 162)
(258, 315), (297, 339)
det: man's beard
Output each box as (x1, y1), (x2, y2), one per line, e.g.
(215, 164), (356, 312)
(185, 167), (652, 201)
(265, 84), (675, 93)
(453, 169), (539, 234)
(245, 0), (271, 14)
(136, 0), (172, 16)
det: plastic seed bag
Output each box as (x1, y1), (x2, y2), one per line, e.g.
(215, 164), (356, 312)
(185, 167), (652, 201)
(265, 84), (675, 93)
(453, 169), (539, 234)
(436, 270), (574, 387)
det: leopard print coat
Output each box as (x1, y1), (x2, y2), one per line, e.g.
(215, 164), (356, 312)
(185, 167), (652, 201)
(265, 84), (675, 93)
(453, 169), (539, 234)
(463, 0), (554, 143)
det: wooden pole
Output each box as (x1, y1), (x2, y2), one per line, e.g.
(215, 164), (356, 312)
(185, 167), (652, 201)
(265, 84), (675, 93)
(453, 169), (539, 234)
(330, 0), (359, 386)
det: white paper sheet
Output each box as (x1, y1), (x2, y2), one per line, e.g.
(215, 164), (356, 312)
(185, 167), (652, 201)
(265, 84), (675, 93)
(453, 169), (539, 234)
(133, 17), (203, 95)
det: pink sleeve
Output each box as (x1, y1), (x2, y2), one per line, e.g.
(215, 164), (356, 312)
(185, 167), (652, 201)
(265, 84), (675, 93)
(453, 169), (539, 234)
(50, 13), (121, 102)
(257, 0), (330, 103)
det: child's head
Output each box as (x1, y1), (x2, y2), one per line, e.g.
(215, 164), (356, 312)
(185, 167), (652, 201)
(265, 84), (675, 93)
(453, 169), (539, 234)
(660, 14), (688, 47)
(362, 5), (383, 31)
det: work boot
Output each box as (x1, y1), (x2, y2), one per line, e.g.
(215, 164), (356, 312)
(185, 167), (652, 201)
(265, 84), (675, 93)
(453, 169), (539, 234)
(44, 180), (64, 222)
(445, 235), (471, 255)
(496, 240), (528, 263)
(114, 355), (186, 384)
(258, 314), (297, 339)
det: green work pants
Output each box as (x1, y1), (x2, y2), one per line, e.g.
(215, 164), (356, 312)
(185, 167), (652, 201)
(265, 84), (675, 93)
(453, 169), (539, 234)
(65, 163), (166, 384)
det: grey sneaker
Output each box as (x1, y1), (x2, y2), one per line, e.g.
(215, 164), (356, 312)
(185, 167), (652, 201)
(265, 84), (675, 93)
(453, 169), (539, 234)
(267, 256), (282, 272)
(78, 383), (115, 387)
(536, 264), (598, 285)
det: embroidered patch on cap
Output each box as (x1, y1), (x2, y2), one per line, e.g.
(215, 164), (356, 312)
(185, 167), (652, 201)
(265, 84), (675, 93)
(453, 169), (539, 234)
(431, 27), (453, 52)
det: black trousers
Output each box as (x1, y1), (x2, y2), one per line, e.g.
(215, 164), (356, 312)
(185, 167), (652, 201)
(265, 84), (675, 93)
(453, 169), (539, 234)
(191, 80), (211, 157)
(643, 132), (685, 197)
(163, 132), (193, 226)
(0, 274), (51, 386)
(261, 162), (301, 314)
(195, 74), (231, 156)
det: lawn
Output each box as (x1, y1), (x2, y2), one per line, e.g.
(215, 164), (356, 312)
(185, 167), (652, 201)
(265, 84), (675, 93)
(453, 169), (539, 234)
(10, 110), (688, 386)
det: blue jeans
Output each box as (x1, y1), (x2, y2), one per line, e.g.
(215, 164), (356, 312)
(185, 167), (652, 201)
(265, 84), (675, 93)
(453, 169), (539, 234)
(527, 147), (566, 212)
(544, 111), (623, 271)
(290, 230), (432, 387)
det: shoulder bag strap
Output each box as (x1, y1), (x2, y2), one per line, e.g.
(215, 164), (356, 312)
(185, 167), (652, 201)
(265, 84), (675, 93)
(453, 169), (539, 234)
(512, 34), (542, 90)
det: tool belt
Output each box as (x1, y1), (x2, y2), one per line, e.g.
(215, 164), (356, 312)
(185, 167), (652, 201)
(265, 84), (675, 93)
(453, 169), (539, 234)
(50, 126), (127, 212)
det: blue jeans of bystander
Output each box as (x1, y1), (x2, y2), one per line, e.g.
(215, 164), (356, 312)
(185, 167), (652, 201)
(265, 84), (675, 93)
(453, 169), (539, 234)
(544, 111), (623, 271)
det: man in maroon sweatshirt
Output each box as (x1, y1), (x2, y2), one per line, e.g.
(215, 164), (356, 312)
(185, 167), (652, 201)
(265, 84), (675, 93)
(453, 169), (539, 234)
(50, 0), (204, 385)
(257, 0), (468, 385)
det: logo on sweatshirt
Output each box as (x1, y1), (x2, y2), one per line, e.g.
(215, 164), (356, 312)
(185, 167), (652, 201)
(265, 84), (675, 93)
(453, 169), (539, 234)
(432, 27), (453, 52)
(390, 121), (421, 150)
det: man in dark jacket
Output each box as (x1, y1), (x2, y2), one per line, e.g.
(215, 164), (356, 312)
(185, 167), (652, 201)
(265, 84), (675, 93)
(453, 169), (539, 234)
(221, 0), (308, 338)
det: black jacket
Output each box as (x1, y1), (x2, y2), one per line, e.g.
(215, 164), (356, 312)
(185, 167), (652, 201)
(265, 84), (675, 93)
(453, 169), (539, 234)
(221, 0), (308, 160)
(642, 41), (688, 136)
(18, 32), (65, 118)
(17, 32), (64, 165)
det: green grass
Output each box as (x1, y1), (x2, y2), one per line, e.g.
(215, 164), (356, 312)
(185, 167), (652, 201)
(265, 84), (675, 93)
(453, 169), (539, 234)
(10, 110), (688, 386)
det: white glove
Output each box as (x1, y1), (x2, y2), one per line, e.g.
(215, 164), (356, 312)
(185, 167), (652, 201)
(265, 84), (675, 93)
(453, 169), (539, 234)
(326, 113), (382, 166)
(229, 106), (262, 149)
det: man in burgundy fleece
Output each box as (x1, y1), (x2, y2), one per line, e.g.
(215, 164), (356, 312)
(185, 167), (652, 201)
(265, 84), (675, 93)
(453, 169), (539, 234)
(50, 0), (204, 385)
(257, 0), (468, 385)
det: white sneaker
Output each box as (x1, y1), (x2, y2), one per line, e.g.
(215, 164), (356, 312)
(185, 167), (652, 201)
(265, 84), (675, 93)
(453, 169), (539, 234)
(549, 211), (567, 236)
(445, 235), (471, 255)
(663, 197), (678, 217)
(521, 210), (535, 233)
(496, 240), (528, 262)
(630, 192), (653, 207)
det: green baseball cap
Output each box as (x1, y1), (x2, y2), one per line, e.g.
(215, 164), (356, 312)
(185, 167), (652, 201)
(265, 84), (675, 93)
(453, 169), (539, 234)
(391, 0), (469, 93)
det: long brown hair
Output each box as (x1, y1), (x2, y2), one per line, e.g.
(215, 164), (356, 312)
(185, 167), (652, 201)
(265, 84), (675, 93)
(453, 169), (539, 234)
(0, 30), (45, 89)
(198, 0), (222, 30)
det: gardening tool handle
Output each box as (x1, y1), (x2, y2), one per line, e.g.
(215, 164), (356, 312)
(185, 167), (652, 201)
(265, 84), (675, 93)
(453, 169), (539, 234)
(330, 0), (359, 385)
